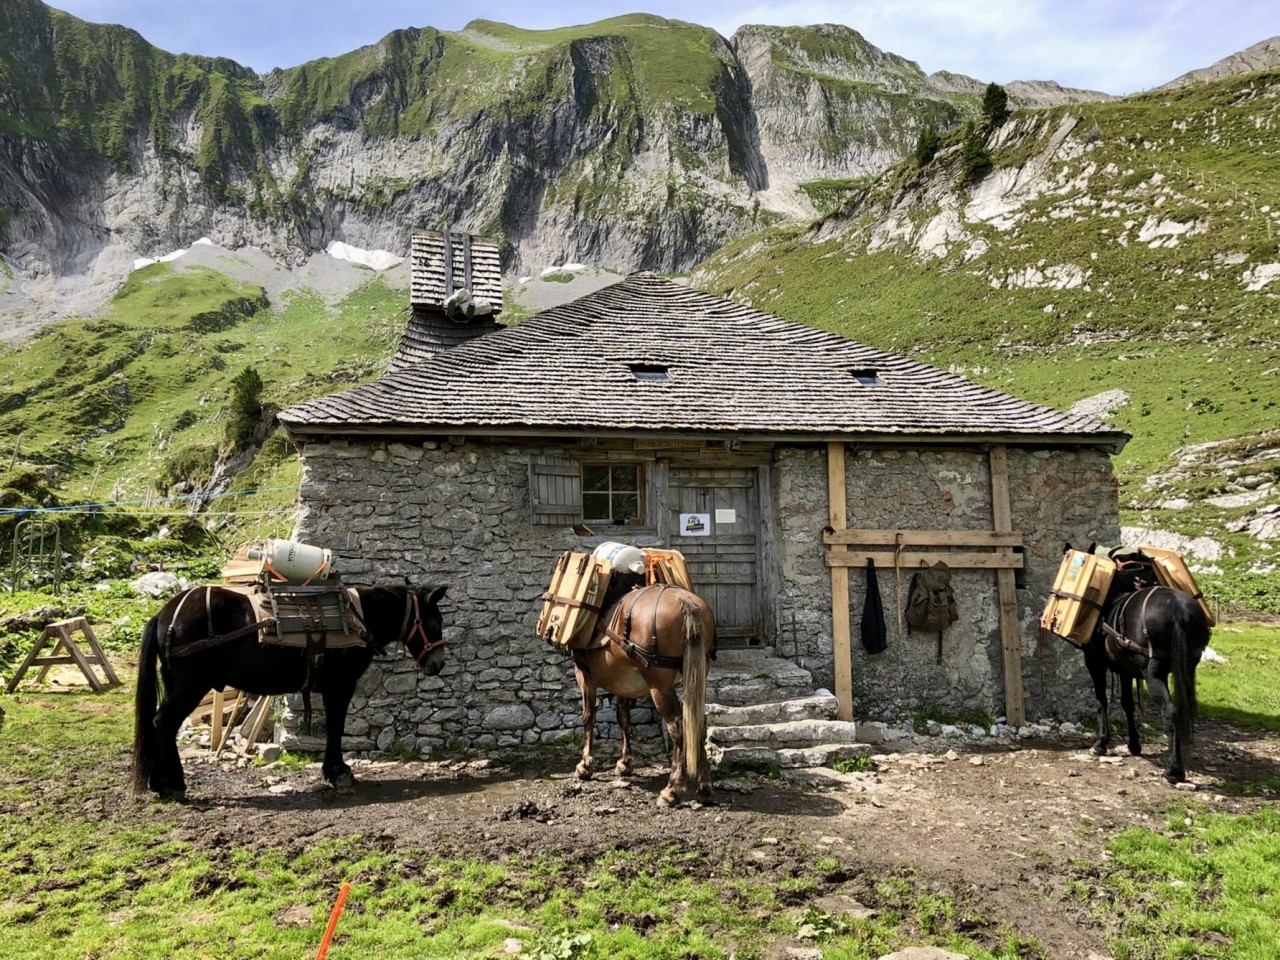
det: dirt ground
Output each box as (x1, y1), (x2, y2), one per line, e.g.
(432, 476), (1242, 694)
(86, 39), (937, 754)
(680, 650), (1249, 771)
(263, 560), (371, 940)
(104, 716), (1276, 960)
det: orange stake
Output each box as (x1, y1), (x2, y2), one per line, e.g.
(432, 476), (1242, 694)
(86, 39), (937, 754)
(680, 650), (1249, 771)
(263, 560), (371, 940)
(315, 883), (351, 960)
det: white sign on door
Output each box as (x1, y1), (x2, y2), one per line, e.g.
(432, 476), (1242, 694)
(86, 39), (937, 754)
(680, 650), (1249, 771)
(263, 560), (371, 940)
(679, 513), (711, 536)
(715, 508), (736, 525)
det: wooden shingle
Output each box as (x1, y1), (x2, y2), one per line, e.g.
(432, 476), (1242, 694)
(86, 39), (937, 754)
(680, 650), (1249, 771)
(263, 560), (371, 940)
(409, 231), (503, 312)
(281, 273), (1129, 448)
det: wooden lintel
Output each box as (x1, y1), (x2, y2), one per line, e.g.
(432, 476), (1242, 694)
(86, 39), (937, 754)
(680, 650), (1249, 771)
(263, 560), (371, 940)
(825, 551), (1024, 570)
(823, 529), (1023, 548)
(827, 442), (853, 722)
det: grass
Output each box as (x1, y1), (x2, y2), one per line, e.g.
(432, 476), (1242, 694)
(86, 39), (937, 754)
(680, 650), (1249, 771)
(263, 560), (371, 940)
(1197, 624), (1280, 734)
(0, 691), (1047, 960)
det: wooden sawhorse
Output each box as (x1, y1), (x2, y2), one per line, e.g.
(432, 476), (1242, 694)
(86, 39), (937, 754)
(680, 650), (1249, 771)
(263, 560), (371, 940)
(4, 617), (120, 693)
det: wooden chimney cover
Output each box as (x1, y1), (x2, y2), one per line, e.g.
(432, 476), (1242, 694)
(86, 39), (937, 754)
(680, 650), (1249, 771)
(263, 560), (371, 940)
(410, 231), (503, 314)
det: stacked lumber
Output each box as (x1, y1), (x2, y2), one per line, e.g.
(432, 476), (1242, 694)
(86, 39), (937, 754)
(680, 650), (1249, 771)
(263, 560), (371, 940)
(643, 548), (693, 590)
(1138, 545), (1216, 626)
(537, 552), (613, 647)
(1040, 550), (1115, 647)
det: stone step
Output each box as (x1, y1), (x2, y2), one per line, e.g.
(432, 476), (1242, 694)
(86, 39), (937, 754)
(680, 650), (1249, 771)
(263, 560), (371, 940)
(707, 717), (861, 749)
(711, 741), (873, 770)
(706, 691), (838, 727)
(706, 655), (814, 706)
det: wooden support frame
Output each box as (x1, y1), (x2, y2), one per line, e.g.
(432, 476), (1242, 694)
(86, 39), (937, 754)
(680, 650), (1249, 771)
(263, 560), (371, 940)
(4, 618), (120, 694)
(827, 442), (853, 721)
(822, 443), (1028, 726)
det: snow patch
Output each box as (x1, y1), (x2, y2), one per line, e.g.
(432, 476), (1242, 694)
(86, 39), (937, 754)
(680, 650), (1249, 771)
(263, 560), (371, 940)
(324, 241), (403, 272)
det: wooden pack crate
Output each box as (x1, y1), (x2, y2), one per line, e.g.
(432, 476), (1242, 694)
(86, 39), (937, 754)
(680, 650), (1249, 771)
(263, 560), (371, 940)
(1040, 550), (1115, 647)
(643, 548), (693, 590)
(1139, 545), (1216, 627)
(537, 552), (613, 647)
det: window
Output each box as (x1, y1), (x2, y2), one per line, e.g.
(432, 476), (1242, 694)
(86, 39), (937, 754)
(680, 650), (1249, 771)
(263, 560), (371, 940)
(582, 463), (643, 524)
(628, 363), (670, 382)
(850, 368), (883, 386)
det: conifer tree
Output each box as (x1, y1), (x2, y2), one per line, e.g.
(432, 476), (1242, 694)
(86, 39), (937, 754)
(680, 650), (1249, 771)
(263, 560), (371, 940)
(982, 82), (1010, 128)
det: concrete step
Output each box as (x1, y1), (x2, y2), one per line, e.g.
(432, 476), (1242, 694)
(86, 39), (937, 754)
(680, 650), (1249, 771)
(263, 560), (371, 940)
(706, 691), (838, 727)
(707, 717), (861, 749)
(711, 741), (873, 770)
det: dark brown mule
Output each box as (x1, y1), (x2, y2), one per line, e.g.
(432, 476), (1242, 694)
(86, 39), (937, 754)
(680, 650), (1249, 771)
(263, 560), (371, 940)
(133, 584), (447, 799)
(571, 583), (716, 806)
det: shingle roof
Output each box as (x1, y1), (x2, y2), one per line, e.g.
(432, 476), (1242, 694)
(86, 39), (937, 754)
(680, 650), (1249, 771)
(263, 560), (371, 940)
(409, 232), (503, 311)
(280, 273), (1129, 446)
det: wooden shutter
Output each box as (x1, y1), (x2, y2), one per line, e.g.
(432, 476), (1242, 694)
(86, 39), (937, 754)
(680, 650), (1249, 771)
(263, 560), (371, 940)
(529, 455), (582, 525)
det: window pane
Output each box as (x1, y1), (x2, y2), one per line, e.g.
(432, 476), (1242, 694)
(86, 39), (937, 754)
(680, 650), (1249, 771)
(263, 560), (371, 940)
(582, 493), (611, 520)
(583, 465), (611, 492)
(612, 465), (639, 493)
(613, 494), (639, 521)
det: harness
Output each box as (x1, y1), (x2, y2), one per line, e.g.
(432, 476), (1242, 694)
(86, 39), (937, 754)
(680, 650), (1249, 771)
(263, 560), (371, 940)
(597, 584), (684, 671)
(1100, 586), (1161, 659)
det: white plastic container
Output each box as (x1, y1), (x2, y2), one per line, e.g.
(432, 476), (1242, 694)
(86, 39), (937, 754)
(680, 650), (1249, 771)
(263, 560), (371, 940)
(591, 541), (645, 575)
(247, 539), (335, 584)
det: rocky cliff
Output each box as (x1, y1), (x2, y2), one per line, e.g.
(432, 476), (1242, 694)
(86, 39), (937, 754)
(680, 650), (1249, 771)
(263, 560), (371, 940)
(0, 2), (1117, 331)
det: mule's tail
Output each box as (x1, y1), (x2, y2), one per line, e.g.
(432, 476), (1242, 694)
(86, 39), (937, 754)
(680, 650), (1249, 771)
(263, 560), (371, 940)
(680, 596), (709, 784)
(131, 615), (162, 794)
(1172, 595), (1209, 747)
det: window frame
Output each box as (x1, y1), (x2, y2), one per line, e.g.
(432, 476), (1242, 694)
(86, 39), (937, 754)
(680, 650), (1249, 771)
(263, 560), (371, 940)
(580, 461), (646, 525)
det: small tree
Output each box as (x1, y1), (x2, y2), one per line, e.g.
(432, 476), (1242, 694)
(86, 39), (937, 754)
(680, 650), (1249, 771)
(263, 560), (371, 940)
(982, 82), (1009, 129)
(961, 126), (992, 184)
(914, 125), (940, 167)
(225, 366), (264, 450)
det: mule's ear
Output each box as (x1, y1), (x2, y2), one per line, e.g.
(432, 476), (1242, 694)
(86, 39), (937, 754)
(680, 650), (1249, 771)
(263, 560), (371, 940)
(1063, 541), (1072, 555)
(427, 585), (448, 606)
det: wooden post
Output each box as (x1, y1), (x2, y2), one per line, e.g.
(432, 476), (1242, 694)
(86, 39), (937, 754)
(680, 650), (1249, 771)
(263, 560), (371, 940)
(989, 445), (1026, 727)
(210, 690), (225, 752)
(827, 442), (853, 721)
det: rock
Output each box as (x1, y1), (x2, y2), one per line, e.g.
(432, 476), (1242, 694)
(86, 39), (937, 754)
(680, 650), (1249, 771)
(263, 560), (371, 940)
(256, 744), (282, 762)
(130, 571), (189, 597)
(484, 704), (535, 730)
(878, 949), (971, 960)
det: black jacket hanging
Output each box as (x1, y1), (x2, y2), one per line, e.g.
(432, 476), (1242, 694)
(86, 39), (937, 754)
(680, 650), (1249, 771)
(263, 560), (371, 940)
(860, 558), (888, 654)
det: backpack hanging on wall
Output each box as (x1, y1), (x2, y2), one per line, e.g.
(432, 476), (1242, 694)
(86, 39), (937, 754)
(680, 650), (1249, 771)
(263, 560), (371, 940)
(904, 560), (959, 663)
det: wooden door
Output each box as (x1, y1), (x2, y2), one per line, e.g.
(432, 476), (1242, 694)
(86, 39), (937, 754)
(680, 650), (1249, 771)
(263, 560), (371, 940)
(668, 467), (760, 645)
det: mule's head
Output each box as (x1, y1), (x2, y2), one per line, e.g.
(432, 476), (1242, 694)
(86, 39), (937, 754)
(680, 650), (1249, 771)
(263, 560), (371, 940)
(403, 585), (448, 676)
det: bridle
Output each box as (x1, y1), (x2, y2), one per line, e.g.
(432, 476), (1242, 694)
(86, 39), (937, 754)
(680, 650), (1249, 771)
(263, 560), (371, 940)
(398, 591), (445, 665)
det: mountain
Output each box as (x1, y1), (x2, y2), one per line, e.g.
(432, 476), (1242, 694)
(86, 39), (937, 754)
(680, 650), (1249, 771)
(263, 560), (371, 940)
(693, 68), (1280, 612)
(0, 1), (1109, 334)
(1158, 36), (1280, 90)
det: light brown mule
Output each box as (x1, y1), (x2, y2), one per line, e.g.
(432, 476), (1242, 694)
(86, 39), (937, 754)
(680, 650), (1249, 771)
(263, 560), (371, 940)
(571, 584), (716, 806)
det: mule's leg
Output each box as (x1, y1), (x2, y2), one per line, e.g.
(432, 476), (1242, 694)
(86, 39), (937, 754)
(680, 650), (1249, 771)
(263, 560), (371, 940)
(1146, 666), (1184, 783)
(151, 683), (207, 800)
(321, 677), (360, 788)
(1086, 648), (1111, 756)
(615, 697), (635, 777)
(651, 686), (687, 807)
(575, 665), (599, 781)
(1120, 677), (1141, 756)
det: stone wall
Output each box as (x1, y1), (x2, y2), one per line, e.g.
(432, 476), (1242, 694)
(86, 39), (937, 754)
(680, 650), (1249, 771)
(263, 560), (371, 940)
(286, 437), (665, 756)
(773, 444), (1121, 721)
(286, 436), (1121, 754)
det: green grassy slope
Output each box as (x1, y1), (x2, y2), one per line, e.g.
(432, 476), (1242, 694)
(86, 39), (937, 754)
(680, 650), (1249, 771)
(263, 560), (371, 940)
(696, 70), (1280, 612)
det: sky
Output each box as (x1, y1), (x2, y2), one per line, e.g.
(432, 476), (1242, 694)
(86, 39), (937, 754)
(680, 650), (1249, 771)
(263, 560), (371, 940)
(46, 0), (1280, 95)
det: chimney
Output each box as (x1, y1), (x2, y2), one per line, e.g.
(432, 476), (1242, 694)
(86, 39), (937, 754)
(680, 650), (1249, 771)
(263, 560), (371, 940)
(390, 230), (505, 372)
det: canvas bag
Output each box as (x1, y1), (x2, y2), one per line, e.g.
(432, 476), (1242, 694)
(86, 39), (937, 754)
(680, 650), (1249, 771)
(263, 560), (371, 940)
(904, 560), (959, 635)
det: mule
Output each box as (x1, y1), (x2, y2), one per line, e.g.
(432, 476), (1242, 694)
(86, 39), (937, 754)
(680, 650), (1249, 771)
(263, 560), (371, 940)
(132, 584), (447, 799)
(1085, 566), (1210, 783)
(570, 583), (716, 806)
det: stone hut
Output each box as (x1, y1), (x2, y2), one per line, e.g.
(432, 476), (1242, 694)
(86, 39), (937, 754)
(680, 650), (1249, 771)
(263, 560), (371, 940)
(277, 238), (1128, 757)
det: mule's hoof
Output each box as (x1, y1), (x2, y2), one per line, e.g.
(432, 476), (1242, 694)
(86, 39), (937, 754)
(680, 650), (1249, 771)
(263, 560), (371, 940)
(658, 787), (678, 808)
(575, 762), (594, 781)
(1089, 744), (1107, 757)
(1165, 770), (1186, 785)
(1128, 744), (1143, 757)
(614, 760), (633, 778)
(695, 788), (714, 806)
(329, 771), (355, 789)
(159, 787), (187, 803)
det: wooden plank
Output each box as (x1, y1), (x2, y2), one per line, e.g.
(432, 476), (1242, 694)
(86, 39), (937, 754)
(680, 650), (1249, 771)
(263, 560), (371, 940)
(826, 550), (1024, 570)
(4, 628), (53, 693)
(990, 445), (1026, 728)
(823, 529), (1023, 547)
(827, 442), (852, 721)
(240, 695), (274, 754)
(210, 690), (224, 752)
(78, 621), (120, 685)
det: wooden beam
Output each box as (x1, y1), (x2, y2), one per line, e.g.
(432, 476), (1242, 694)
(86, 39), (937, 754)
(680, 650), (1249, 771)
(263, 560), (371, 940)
(990, 445), (1026, 727)
(825, 550), (1024, 570)
(823, 529), (1023, 548)
(827, 442), (852, 721)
